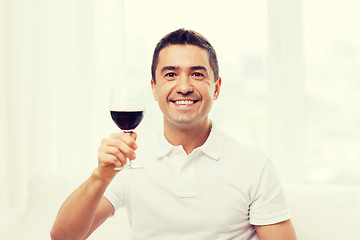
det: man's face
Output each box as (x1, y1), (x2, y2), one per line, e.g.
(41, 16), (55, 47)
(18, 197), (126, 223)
(151, 44), (221, 129)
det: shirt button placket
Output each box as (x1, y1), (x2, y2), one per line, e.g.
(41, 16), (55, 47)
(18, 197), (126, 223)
(177, 154), (195, 198)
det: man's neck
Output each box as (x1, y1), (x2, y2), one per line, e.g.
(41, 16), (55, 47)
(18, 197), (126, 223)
(163, 118), (212, 155)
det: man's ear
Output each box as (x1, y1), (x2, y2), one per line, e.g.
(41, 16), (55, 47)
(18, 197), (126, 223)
(151, 79), (158, 101)
(213, 77), (222, 100)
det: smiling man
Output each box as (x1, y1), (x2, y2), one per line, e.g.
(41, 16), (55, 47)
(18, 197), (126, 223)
(151, 43), (221, 154)
(51, 29), (297, 240)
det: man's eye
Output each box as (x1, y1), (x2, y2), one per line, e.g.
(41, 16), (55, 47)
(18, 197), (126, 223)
(164, 73), (177, 80)
(192, 72), (205, 79)
(166, 73), (176, 77)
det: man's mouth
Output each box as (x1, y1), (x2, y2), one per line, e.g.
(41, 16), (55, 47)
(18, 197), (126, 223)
(172, 100), (198, 105)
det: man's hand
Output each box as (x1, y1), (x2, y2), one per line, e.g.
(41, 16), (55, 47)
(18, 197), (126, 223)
(95, 132), (138, 183)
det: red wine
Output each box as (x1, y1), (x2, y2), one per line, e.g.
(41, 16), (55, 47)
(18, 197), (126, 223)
(110, 111), (144, 131)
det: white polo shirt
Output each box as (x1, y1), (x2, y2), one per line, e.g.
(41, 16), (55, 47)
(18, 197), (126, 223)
(104, 125), (290, 240)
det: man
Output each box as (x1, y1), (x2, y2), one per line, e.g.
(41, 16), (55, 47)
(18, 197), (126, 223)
(51, 29), (296, 239)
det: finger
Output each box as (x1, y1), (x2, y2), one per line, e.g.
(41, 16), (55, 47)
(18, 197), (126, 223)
(99, 143), (126, 164)
(103, 146), (128, 165)
(103, 138), (137, 159)
(130, 132), (137, 141)
(99, 151), (126, 169)
(110, 133), (137, 150)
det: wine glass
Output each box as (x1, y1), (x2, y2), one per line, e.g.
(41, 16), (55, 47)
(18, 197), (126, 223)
(109, 86), (144, 170)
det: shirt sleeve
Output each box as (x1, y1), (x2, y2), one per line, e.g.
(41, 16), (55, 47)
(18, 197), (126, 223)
(249, 159), (291, 225)
(104, 172), (127, 212)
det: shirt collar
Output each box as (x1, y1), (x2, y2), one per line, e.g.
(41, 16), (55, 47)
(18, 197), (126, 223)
(153, 123), (225, 161)
(153, 130), (176, 159)
(198, 124), (224, 161)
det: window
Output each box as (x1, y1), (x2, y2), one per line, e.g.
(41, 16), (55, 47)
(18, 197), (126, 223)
(304, 0), (360, 184)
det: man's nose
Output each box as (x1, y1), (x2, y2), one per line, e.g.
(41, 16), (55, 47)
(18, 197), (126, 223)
(175, 75), (193, 94)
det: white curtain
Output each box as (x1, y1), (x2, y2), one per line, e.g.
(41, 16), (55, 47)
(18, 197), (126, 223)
(0, 0), (126, 211)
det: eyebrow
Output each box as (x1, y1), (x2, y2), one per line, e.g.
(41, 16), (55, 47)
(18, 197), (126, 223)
(160, 66), (179, 73)
(160, 65), (208, 73)
(190, 65), (208, 72)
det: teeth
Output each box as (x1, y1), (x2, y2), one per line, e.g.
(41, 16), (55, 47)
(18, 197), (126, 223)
(174, 100), (194, 105)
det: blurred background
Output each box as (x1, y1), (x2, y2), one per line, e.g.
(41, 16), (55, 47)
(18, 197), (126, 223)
(1, 0), (359, 213)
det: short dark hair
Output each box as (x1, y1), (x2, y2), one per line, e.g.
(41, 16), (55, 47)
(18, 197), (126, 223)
(151, 28), (219, 83)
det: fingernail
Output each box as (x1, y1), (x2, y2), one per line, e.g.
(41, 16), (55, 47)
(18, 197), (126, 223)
(130, 153), (136, 160)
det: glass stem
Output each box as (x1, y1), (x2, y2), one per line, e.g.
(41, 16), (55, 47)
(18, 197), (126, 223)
(124, 130), (133, 167)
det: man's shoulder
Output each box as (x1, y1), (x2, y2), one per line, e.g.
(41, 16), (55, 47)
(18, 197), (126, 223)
(220, 129), (269, 163)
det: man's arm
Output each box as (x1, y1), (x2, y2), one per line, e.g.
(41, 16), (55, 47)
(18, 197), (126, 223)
(50, 173), (113, 240)
(50, 132), (137, 240)
(255, 219), (297, 240)
(83, 196), (115, 239)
